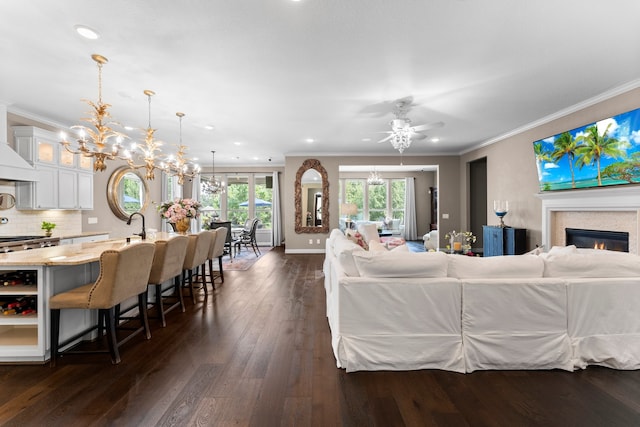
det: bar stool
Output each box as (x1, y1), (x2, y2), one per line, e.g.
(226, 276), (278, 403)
(148, 235), (189, 327)
(209, 226), (228, 285)
(49, 242), (156, 366)
(182, 231), (214, 304)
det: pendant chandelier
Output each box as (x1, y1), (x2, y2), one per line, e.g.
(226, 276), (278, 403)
(390, 128), (412, 154)
(160, 112), (201, 185)
(201, 150), (225, 195)
(127, 90), (164, 180)
(60, 54), (127, 172)
(367, 168), (384, 185)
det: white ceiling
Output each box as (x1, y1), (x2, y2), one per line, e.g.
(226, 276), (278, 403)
(1, 0), (640, 168)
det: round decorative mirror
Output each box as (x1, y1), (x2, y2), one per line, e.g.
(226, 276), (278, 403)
(107, 166), (150, 220)
(0, 193), (16, 210)
(295, 159), (329, 233)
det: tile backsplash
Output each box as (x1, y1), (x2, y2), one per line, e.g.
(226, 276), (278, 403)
(0, 183), (82, 237)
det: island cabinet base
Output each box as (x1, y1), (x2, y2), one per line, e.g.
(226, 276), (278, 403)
(0, 262), (100, 363)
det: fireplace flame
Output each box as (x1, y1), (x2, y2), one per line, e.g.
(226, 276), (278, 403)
(593, 241), (606, 250)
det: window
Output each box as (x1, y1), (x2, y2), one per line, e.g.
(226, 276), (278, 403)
(367, 182), (387, 221)
(391, 179), (406, 222)
(226, 175), (249, 227)
(198, 173), (273, 233)
(340, 177), (405, 222)
(344, 179), (365, 221)
(254, 175), (273, 229)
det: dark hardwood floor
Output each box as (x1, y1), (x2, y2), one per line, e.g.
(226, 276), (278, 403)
(1, 247), (640, 426)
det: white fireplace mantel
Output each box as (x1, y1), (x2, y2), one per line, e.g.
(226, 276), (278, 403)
(536, 186), (640, 252)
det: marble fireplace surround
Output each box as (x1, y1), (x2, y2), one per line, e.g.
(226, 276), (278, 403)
(537, 186), (640, 255)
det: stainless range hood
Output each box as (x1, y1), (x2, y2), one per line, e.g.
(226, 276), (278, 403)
(0, 105), (38, 182)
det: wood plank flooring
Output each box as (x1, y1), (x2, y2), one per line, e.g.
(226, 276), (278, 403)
(1, 247), (639, 426)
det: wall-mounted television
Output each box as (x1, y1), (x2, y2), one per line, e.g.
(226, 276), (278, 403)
(533, 107), (640, 191)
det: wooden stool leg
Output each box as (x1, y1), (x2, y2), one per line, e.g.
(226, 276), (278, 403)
(201, 264), (209, 297)
(175, 276), (185, 312)
(218, 256), (224, 283)
(138, 292), (151, 340)
(208, 259), (215, 289)
(188, 269), (196, 304)
(155, 284), (166, 327)
(103, 308), (121, 364)
(50, 309), (61, 367)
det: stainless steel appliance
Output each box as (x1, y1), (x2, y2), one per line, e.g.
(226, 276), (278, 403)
(0, 236), (61, 252)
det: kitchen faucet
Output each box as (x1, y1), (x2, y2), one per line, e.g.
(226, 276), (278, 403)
(127, 212), (146, 240)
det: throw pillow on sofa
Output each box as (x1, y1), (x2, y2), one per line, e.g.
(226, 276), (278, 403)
(352, 251), (448, 278)
(357, 223), (381, 245)
(368, 240), (410, 252)
(333, 237), (365, 277)
(345, 229), (368, 250)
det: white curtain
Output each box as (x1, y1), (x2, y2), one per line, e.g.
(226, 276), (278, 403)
(272, 171), (283, 246)
(403, 177), (418, 240)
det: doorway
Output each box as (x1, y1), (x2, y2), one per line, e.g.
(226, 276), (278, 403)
(469, 158), (487, 246)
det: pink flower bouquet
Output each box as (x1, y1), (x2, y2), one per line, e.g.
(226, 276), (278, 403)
(158, 198), (202, 223)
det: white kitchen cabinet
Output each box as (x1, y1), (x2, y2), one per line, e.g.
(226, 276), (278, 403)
(16, 165), (58, 210)
(13, 126), (95, 211)
(60, 234), (109, 245)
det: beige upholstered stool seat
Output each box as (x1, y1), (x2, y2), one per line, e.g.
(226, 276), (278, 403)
(182, 231), (214, 304)
(49, 242), (156, 366)
(148, 235), (189, 327)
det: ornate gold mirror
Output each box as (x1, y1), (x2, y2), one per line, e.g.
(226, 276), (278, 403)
(295, 159), (329, 233)
(107, 166), (150, 220)
(0, 193), (15, 210)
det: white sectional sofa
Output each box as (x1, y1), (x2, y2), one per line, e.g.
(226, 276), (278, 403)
(323, 229), (640, 373)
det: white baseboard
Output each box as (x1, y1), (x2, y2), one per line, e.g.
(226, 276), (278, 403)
(284, 248), (326, 254)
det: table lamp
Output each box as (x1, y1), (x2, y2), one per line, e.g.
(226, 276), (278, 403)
(341, 203), (358, 229)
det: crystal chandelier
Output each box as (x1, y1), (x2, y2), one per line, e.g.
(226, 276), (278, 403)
(127, 90), (164, 180)
(60, 54), (127, 172)
(390, 127), (412, 154)
(367, 168), (384, 185)
(160, 112), (201, 185)
(201, 150), (225, 194)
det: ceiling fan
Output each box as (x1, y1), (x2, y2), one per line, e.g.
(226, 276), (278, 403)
(374, 96), (444, 153)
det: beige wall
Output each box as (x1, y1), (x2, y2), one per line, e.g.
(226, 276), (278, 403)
(7, 85), (640, 249)
(284, 155), (460, 252)
(460, 87), (640, 250)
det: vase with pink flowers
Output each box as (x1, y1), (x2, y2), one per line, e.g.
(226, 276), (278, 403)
(158, 198), (201, 233)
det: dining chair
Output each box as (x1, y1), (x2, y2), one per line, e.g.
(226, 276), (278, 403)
(239, 218), (261, 256)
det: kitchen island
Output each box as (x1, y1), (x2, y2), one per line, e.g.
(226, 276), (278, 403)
(0, 233), (176, 363)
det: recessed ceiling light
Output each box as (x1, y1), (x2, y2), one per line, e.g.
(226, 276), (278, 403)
(361, 138), (372, 142)
(233, 141), (242, 146)
(252, 156), (259, 161)
(74, 25), (100, 40)
(204, 125), (215, 130)
(431, 138), (440, 143)
(305, 138), (314, 143)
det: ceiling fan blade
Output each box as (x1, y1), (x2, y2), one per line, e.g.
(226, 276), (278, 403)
(410, 133), (428, 141)
(377, 135), (393, 143)
(411, 121), (445, 132)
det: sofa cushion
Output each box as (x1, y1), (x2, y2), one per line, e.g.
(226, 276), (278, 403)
(543, 252), (640, 277)
(345, 229), (368, 250)
(448, 254), (544, 279)
(352, 251), (448, 278)
(357, 223), (381, 245)
(333, 237), (365, 277)
(368, 240), (387, 252)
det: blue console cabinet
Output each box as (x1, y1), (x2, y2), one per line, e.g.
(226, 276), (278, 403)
(482, 226), (527, 257)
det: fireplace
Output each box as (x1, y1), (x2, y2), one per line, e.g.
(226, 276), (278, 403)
(565, 228), (629, 252)
(537, 186), (640, 254)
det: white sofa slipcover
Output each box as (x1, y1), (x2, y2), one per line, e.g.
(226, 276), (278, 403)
(324, 230), (640, 373)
